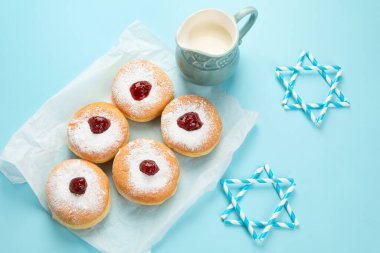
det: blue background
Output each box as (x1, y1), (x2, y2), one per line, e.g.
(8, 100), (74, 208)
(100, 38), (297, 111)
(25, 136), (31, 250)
(1, 0), (379, 252)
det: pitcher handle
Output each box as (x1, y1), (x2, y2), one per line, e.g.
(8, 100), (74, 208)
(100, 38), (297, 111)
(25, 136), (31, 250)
(234, 6), (258, 44)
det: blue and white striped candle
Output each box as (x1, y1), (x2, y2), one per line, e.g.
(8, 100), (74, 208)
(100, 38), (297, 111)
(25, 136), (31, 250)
(316, 70), (343, 126)
(264, 164), (299, 226)
(281, 50), (307, 105)
(283, 101), (350, 110)
(224, 219), (295, 229)
(276, 65), (341, 71)
(224, 178), (295, 185)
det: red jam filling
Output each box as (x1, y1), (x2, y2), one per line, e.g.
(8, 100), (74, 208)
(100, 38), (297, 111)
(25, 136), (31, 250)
(139, 160), (160, 176)
(177, 112), (203, 131)
(88, 116), (111, 134)
(130, 81), (152, 101)
(69, 177), (87, 195)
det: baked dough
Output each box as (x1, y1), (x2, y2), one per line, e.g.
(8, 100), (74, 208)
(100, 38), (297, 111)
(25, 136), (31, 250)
(161, 95), (222, 157)
(67, 102), (129, 163)
(112, 60), (174, 122)
(112, 138), (180, 205)
(46, 159), (111, 229)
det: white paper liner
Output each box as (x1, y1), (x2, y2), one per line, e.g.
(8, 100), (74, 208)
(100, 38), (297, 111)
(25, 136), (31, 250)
(0, 21), (258, 253)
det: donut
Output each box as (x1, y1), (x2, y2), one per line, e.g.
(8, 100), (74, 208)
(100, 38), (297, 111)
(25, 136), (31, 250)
(112, 138), (180, 205)
(67, 102), (129, 163)
(161, 95), (222, 157)
(112, 60), (174, 122)
(45, 159), (111, 230)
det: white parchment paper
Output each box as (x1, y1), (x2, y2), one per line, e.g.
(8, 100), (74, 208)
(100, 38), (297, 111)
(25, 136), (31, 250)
(0, 21), (258, 253)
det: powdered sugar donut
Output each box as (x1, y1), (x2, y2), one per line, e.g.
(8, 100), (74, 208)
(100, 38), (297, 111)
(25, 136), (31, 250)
(112, 60), (174, 122)
(112, 138), (180, 205)
(68, 102), (129, 163)
(161, 95), (222, 157)
(46, 159), (111, 229)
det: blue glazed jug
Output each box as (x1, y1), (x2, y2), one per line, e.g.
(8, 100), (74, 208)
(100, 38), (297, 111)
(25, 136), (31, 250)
(175, 7), (258, 86)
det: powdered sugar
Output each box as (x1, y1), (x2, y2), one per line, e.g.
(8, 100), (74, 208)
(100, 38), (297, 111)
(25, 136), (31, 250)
(161, 101), (212, 151)
(46, 160), (107, 222)
(112, 62), (162, 116)
(68, 107), (124, 155)
(125, 139), (173, 194)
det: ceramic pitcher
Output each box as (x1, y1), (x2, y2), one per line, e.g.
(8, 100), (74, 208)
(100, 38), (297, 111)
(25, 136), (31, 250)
(175, 7), (258, 86)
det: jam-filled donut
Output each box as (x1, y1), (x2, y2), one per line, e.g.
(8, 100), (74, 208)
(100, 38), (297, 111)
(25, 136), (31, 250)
(112, 60), (174, 122)
(46, 159), (111, 230)
(112, 138), (180, 205)
(161, 95), (222, 157)
(68, 102), (129, 163)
